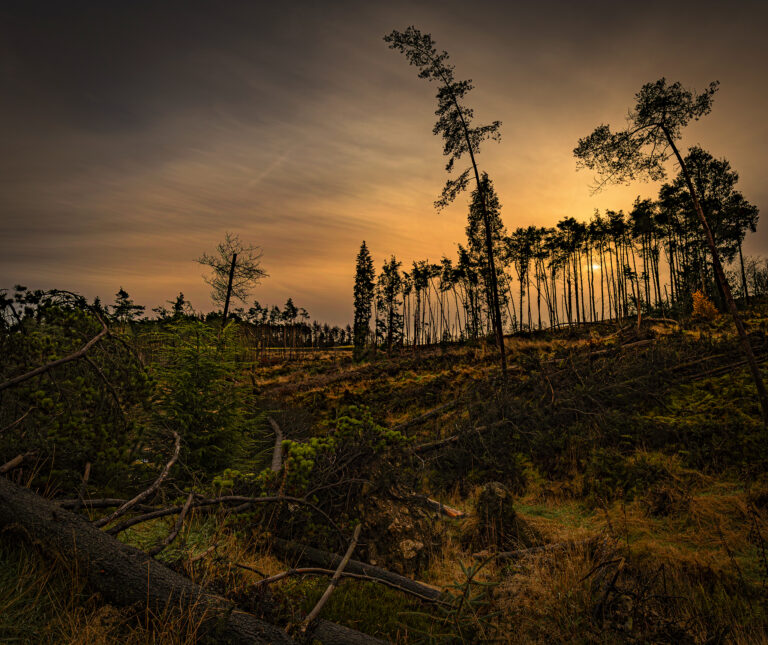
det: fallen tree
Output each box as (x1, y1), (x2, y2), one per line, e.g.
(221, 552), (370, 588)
(271, 537), (444, 604)
(0, 476), (388, 644)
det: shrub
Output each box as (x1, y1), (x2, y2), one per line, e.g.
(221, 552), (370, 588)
(0, 295), (152, 490)
(692, 290), (719, 319)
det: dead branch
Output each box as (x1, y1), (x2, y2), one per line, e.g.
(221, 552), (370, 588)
(189, 543), (218, 564)
(148, 491), (194, 557)
(94, 429), (181, 528)
(412, 435), (459, 454)
(58, 498), (157, 510)
(0, 453), (31, 474)
(232, 560), (267, 577)
(301, 524), (362, 631)
(0, 318), (108, 392)
(645, 317), (680, 326)
(409, 494), (466, 518)
(106, 495), (345, 543)
(83, 355), (129, 425)
(393, 401), (457, 433)
(72, 461), (91, 514)
(254, 566), (447, 605)
(268, 416), (284, 472)
(0, 407), (35, 434)
(271, 537), (444, 603)
(473, 537), (597, 560)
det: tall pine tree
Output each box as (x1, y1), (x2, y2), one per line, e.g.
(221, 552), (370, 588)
(353, 241), (375, 359)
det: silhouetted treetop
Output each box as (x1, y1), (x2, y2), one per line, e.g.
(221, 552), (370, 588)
(574, 78), (719, 189)
(384, 26), (501, 210)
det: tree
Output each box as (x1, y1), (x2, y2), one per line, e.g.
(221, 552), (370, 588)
(376, 256), (404, 354)
(353, 241), (375, 358)
(170, 292), (191, 318)
(660, 146), (759, 305)
(574, 78), (768, 424)
(111, 287), (145, 323)
(467, 173), (508, 333)
(385, 26), (508, 375)
(197, 232), (267, 327)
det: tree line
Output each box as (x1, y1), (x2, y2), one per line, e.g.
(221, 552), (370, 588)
(352, 142), (761, 351)
(352, 29), (764, 369)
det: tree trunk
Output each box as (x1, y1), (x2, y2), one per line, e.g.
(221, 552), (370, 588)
(0, 477), (387, 645)
(739, 243), (750, 304)
(0, 477), (289, 644)
(222, 252), (238, 328)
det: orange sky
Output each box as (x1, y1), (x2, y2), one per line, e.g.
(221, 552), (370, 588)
(2, 1), (767, 325)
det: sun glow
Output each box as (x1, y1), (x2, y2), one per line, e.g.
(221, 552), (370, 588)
(591, 263), (601, 270)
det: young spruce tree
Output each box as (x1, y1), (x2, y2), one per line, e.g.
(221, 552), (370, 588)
(353, 241), (375, 359)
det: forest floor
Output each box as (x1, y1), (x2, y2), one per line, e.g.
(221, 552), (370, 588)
(3, 305), (768, 643)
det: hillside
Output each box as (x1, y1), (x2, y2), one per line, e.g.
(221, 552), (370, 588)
(1, 297), (767, 643)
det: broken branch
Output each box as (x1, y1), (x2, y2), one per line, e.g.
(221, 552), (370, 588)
(148, 491), (194, 557)
(94, 429), (181, 528)
(301, 523), (362, 631)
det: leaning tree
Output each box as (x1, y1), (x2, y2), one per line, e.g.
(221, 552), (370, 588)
(197, 232), (267, 328)
(384, 26), (508, 375)
(574, 78), (768, 424)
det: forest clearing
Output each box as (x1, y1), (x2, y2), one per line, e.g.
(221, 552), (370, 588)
(3, 4), (768, 644)
(1, 295), (768, 643)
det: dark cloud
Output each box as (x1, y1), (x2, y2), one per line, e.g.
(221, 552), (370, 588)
(1, 0), (767, 324)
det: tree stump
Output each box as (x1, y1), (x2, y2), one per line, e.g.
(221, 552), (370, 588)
(465, 482), (543, 551)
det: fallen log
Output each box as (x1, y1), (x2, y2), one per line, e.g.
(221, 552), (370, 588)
(412, 435), (458, 454)
(472, 537), (598, 561)
(0, 476), (289, 644)
(0, 477), (388, 645)
(392, 401), (457, 433)
(272, 538), (444, 603)
(312, 620), (390, 645)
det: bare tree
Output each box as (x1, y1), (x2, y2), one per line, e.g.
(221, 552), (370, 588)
(197, 232), (268, 327)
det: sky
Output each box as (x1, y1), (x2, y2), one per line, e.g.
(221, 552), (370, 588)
(2, 0), (767, 326)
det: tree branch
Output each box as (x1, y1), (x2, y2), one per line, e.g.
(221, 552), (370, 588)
(94, 429), (181, 528)
(301, 524), (362, 631)
(268, 416), (284, 472)
(148, 491), (194, 556)
(0, 318), (108, 392)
